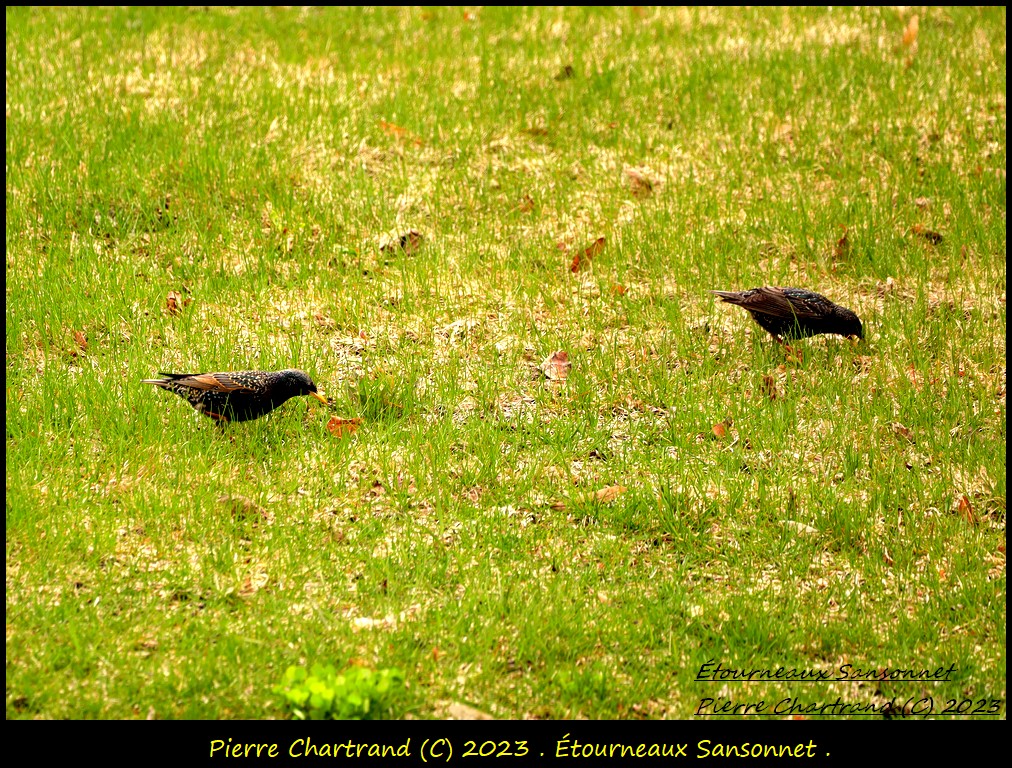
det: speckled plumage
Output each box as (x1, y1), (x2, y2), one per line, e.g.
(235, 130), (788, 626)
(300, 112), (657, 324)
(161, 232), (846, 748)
(142, 369), (327, 423)
(712, 287), (863, 340)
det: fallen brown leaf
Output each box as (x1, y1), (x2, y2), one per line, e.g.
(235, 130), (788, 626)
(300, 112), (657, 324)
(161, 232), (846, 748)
(381, 229), (424, 254)
(891, 422), (914, 442)
(73, 330), (87, 352)
(551, 484), (627, 512)
(781, 520), (818, 536)
(380, 119), (423, 147)
(165, 290), (190, 316)
(554, 65), (575, 81)
(902, 14), (919, 48)
(610, 284), (626, 296)
(313, 312), (335, 329)
(593, 485), (627, 503)
(327, 417), (363, 438)
(712, 423), (727, 440)
(911, 224), (943, 245)
(379, 119), (407, 138)
(626, 167), (654, 198)
(761, 374), (779, 401)
(956, 494), (977, 525)
(219, 494), (269, 522)
(570, 236), (605, 273)
(541, 350), (571, 381)
(833, 226), (850, 259)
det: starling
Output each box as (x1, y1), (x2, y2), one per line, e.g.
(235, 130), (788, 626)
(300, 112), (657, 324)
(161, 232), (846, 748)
(142, 369), (327, 423)
(712, 286), (863, 341)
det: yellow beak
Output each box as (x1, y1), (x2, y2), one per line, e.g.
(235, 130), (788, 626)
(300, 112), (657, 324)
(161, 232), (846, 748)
(310, 391), (328, 404)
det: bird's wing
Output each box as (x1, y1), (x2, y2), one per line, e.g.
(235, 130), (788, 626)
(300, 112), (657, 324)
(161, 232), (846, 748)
(175, 373), (255, 392)
(740, 287), (822, 320)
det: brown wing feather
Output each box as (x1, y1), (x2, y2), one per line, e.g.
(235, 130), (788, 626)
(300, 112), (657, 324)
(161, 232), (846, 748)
(175, 373), (254, 392)
(741, 287), (821, 320)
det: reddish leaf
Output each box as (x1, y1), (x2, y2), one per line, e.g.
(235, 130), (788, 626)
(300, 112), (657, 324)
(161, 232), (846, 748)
(73, 330), (87, 352)
(911, 224), (943, 245)
(552, 484), (628, 512)
(381, 229), (424, 254)
(712, 423), (727, 440)
(902, 14), (919, 47)
(626, 167), (654, 198)
(327, 417), (363, 438)
(761, 374), (779, 401)
(833, 226), (850, 259)
(165, 290), (190, 316)
(541, 350), (572, 381)
(570, 236), (605, 273)
(956, 495), (977, 525)
(611, 284), (626, 296)
(593, 485), (627, 503)
(891, 422), (914, 442)
(379, 119), (407, 138)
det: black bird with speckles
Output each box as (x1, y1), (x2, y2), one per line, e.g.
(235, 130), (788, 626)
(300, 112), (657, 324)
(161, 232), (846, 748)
(712, 286), (863, 341)
(142, 369), (327, 423)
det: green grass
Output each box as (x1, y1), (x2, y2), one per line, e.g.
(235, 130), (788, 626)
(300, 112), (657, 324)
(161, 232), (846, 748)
(6, 7), (1005, 719)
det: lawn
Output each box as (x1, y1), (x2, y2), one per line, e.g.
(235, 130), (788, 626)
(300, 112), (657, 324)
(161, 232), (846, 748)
(5, 6), (1005, 719)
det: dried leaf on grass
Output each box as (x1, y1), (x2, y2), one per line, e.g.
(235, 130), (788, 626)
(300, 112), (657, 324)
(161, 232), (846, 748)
(165, 290), (191, 316)
(541, 350), (572, 381)
(711, 418), (733, 439)
(379, 119), (407, 138)
(381, 229), (424, 254)
(313, 312), (335, 329)
(569, 236), (605, 273)
(891, 422), (915, 442)
(955, 495), (978, 526)
(626, 166), (655, 198)
(552, 484), (627, 511)
(68, 330), (88, 357)
(833, 226), (850, 259)
(592, 485), (627, 503)
(379, 119), (423, 147)
(327, 417), (363, 438)
(911, 224), (943, 245)
(902, 14), (919, 47)
(781, 520), (819, 536)
(218, 495), (271, 523)
(761, 375), (779, 401)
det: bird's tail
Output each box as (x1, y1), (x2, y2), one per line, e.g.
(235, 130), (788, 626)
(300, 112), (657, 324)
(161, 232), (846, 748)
(141, 373), (189, 387)
(710, 290), (744, 304)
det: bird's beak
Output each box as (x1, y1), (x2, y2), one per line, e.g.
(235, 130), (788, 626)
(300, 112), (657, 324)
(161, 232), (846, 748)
(310, 391), (328, 404)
